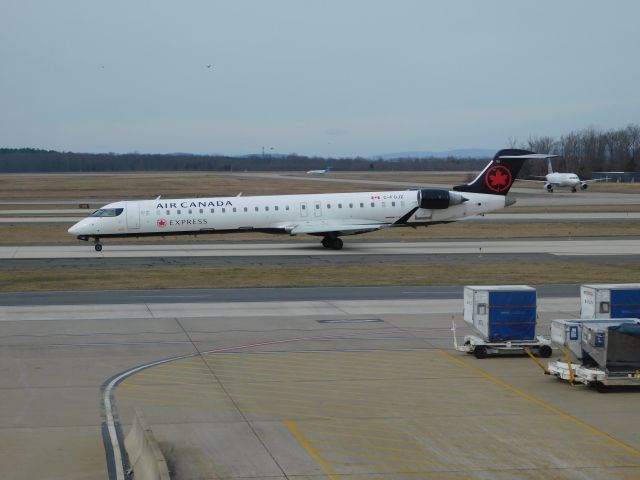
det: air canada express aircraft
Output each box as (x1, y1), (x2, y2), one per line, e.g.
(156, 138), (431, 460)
(68, 149), (548, 251)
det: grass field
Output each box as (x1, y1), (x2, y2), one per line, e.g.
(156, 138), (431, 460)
(3, 260), (640, 292)
(1, 171), (638, 200)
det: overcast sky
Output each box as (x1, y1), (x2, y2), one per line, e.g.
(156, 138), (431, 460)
(1, 0), (638, 157)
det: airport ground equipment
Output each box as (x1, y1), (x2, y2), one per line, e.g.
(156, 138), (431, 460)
(548, 319), (640, 391)
(580, 284), (640, 319)
(547, 361), (640, 392)
(452, 321), (552, 359)
(550, 318), (640, 362)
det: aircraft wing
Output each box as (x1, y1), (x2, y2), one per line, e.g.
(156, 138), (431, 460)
(582, 177), (609, 184)
(518, 177), (545, 182)
(281, 220), (391, 236)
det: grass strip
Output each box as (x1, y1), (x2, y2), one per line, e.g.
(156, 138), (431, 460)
(3, 262), (640, 292)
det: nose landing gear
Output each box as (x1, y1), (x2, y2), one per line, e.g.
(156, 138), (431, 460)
(94, 238), (103, 252)
(321, 236), (343, 250)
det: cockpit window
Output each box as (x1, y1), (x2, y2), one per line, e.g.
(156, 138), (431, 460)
(90, 208), (124, 217)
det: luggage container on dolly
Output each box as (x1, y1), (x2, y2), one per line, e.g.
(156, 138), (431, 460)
(548, 319), (640, 392)
(453, 285), (552, 359)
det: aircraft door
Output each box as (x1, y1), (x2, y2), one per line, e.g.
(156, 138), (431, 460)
(125, 201), (141, 229)
(300, 202), (308, 217)
(314, 201), (322, 217)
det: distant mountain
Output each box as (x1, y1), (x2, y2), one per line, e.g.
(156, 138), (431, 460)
(370, 148), (495, 160)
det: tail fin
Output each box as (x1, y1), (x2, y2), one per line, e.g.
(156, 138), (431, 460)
(453, 149), (547, 196)
(547, 157), (554, 175)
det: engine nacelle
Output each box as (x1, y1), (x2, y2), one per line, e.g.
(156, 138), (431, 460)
(418, 189), (467, 209)
(580, 182), (588, 190)
(545, 183), (554, 192)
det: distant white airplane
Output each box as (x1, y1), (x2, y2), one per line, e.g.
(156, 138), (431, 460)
(68, 149), (548, 251)
(306, 167), (332, 174)
(527, 158), (606, 193)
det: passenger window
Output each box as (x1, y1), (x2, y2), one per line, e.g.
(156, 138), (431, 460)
(166, 210), (170, 215)
(392, 202), (396, 207)
(177, 210), (181, 214)
(255, 206), (259, 212)
(349, 203), (353, 208)
(315, 204), (320, 209)
(244, 207), (248, 212)
(327, 204), (331, 209)
(233, 208), (237, 212)
(360, 203), (364, 208)
(222, 208), (226, 213)
(302, 205), (306, 210)
(338, 203), (342, 208)
(199, 209), (203, 214)
(188, 209), (192, 214)
(275, 206), (279, 211)
(265, 206), (269, 211)
(370, 203), (375, 208)
(210, 208), (214, 213)
(285, 205), (290, 211)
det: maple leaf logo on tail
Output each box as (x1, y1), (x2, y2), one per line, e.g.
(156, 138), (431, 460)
(485, 165), (513, 193)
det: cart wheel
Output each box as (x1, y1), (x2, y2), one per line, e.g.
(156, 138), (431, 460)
(473, 345), (488, 359)
(595, 382), (609, 393)
(538, 345), (552, 358)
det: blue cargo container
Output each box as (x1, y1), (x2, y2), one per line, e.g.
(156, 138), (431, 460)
(464, 286), (537, 342)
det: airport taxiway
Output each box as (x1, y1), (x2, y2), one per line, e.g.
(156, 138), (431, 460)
(2, 287), (640, 480)
(2, 238), (640, 260)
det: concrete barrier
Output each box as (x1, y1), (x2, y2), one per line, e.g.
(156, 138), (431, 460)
(124, 409), (170, 480)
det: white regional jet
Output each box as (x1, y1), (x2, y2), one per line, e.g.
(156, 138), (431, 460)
(306, 166), (332, 174)
(529, 157), (606, 193)
(68, 149), (546, 251)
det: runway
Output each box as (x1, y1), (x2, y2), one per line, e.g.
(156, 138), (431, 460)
(2, 238), (640, 260)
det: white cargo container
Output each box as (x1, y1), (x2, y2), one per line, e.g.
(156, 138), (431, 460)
(550, 318), (639, 361)
(581, 284), (640, 319)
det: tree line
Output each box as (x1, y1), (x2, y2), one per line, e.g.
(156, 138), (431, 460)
(1, 123), (638, 176)
(0, 149), (485, 173)
(518, 124), (640, 177)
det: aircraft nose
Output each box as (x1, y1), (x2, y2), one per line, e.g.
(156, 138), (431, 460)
(68, 221), (83, 235)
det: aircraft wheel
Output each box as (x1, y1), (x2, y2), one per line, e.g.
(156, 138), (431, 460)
(321, 237), (331, 249)
(331, 238), (343, 250)
(571, 188), (577, 193)
(95, 243), (103, 252)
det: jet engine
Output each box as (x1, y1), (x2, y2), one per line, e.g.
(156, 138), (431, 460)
(418, 189), (467, 209)
(580, 182), (588, 190)
(544, 183), (554, 192)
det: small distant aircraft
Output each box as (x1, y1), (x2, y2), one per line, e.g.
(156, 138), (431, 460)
(68, 149), (550, 251)
(306, 167), (332, 174)
(526, 158), (606, 193)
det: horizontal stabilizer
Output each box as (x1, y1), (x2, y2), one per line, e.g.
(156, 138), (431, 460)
(499, 153), (558, 159)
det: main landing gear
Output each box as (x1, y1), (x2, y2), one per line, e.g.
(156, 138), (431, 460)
(94, 238), (103, 252)
(321, 236), (343, 250)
